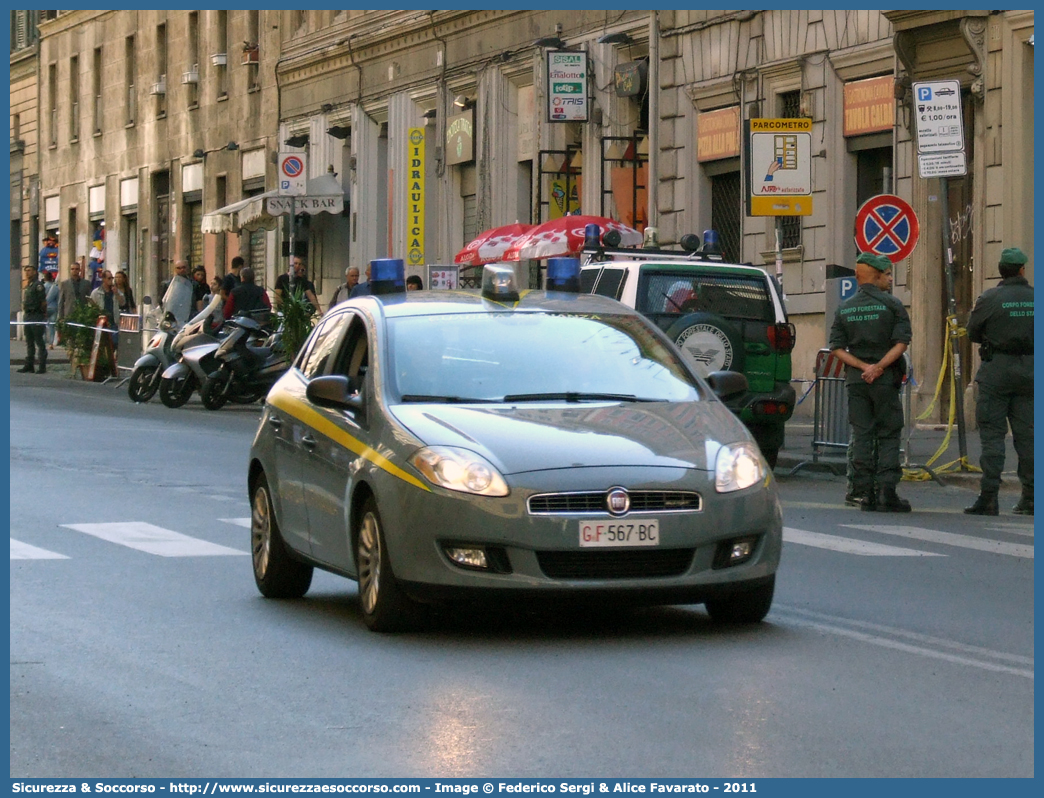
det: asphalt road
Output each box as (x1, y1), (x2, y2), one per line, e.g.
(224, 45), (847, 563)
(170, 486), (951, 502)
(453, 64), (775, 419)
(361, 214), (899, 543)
(9, 372), (1034, 778)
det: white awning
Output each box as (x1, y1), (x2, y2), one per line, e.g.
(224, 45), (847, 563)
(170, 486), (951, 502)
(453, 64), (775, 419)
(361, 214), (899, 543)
(201, 173), (346, 234)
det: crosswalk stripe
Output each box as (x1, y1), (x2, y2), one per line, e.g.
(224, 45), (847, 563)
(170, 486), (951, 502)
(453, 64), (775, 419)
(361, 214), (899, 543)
(60, 522), (248, 557)
(844, 524), (1034, 559)
(783, 527), (945, 557)
(219, 517), (252, 529)
(11, 539), (69, 560)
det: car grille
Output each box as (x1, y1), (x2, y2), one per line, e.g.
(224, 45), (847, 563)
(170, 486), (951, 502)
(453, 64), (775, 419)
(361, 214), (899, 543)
(527, 490), (701, 515)
(536, 548), (695, 580)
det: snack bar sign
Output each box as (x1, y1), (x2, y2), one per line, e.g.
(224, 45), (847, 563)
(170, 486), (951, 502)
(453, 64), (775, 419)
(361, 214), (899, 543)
(546, 51), (588, 122)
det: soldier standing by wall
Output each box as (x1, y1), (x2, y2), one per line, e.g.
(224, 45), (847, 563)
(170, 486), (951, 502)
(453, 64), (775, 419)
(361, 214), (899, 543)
(18, 265), (48, 374)
(829, 252), (913, 512)
(963, 247), (1034, 516)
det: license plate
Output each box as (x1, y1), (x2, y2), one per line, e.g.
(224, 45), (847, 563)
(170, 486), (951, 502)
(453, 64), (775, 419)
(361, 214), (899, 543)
(579, 520), (659, 548)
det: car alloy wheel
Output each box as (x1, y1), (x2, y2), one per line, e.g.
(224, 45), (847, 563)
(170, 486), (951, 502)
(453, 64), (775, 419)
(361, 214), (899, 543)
(355, 497), (420, 632)
(250, 473), (312, 598)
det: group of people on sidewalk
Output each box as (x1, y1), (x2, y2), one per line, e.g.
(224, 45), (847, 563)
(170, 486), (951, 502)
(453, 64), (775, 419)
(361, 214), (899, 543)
(829, 246), (1033, 516)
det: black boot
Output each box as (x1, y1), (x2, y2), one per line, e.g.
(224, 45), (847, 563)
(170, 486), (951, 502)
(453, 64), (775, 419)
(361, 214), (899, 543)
(1012, 494), (1034, 516)
(858, 490), (878, 512)
(964, 492), (999, 516)
(17, 363), (34, 373)
(36, 364), (46, 374)
(875, 486), (912, 513)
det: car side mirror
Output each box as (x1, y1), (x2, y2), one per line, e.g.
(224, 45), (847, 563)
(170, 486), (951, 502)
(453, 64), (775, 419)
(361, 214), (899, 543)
(306, 375), (364, 412)
(706, 370), (748, 400)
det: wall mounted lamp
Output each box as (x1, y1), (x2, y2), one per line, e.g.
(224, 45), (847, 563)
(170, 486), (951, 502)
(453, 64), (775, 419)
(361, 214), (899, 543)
(453, 95), (475, 110)
(534, 36), (567, 49)
(422, 108), (437, 119)
(597, 32), (634, 45)
(327, 125), (350, 140)
(284, 133), (309, 148)
(321, 103), (334, 113)
(226, 141), (239, 151)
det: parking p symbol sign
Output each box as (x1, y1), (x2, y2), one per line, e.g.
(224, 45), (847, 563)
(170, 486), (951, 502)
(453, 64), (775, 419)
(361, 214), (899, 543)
(840, 277), (857, 300)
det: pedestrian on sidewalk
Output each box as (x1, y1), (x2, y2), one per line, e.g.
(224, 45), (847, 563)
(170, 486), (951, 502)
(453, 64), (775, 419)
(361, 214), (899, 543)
(329, 266), (359, 309)
(221, 256), (244, 299)
(828, 252), (913, 512)
(90, 269), (122, 353)
(19, 265), (48, 374)
(43, 270), (59, 348)
(57, 260), (91, 322)
(964, 247), (1034, 516)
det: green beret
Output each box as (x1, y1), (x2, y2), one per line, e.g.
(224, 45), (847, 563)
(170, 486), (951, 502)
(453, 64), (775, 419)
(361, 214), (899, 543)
(856, 252), (892, 272)
(1000, 247), (1028, 266)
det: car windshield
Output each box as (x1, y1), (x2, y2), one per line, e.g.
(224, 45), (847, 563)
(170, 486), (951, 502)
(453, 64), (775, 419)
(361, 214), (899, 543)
(386, 312), (703, 403)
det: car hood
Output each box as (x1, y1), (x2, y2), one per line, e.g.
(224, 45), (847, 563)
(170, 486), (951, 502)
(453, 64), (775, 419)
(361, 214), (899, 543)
(390, 401), (750, 475)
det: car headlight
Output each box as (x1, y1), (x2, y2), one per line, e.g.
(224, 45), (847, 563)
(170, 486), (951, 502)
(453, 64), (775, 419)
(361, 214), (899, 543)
(409, 446), (510, 497)
(715, 442), (765, 493)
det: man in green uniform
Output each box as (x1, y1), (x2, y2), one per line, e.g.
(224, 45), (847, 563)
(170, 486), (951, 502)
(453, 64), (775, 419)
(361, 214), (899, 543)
(963, 247), (1034, 516)
(829, 252), (913, 512)
(19, 265), (49, 374)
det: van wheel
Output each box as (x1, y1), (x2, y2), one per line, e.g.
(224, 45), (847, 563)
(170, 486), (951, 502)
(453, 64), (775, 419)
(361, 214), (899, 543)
(665, 312), (746, 379)
(705, 576), (775, 624)
(251, 473), (312, 598)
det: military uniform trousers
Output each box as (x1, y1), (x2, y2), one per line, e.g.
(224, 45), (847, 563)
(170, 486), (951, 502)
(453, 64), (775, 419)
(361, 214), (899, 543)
(23, 317), (48, 369)
(976, 357), (1033, 495)
(847, 378), (904, 493)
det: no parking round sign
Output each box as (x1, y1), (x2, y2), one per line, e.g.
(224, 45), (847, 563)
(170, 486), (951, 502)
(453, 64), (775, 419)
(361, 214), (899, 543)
(854, 194), (919, 263)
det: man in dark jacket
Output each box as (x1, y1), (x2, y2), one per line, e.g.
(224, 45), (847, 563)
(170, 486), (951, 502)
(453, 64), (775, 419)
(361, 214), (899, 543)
(57, 260), (92, 321)
(828, 252), (913, 512)
(19, 265), (49, 374)
(224, 267), (271, 319)
(964, 247), (1034, 516)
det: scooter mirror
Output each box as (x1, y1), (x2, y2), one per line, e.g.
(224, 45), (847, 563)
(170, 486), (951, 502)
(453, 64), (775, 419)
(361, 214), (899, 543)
(143, 296), (153, 305)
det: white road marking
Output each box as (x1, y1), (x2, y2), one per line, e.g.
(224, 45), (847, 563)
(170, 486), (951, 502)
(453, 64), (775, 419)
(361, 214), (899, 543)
(10, 539), (69, 560)
(219, 517), (252, 529)
(843, 524), (1034, 559)
(774, 604), (1034, 679)
(783, 527), (945, 557)
(60, 522), (248, 557)
(984, 524), (1034, 538)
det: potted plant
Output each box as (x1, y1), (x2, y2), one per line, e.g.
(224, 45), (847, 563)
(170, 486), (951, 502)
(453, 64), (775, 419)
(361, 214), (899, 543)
(56, 300), (109, 380)
(276, 288), (317, 364)
(242, 42), (259, 65)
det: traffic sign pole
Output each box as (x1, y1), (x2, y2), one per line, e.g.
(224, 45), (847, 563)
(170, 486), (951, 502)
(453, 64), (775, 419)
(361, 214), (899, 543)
(940, 178), (970, 467)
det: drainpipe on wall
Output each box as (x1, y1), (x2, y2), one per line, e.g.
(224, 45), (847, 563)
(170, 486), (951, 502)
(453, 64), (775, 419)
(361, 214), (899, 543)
(646, 11), (659, 242)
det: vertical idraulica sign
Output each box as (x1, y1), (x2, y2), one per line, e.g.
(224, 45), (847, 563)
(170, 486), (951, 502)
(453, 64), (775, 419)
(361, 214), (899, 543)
(407, 127), (425, 267)
(546, 50), (588, 122)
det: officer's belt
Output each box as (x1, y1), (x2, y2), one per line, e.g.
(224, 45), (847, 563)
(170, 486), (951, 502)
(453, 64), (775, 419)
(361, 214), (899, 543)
(991, 343), (1034, 356)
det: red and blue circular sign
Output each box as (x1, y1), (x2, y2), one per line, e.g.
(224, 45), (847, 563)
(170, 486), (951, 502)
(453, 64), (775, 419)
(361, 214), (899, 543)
(854, 194), (919, 263)
(281, 155), (304, 178)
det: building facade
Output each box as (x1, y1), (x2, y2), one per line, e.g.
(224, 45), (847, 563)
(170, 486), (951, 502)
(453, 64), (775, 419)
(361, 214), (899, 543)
(17, 10), (1033, 420)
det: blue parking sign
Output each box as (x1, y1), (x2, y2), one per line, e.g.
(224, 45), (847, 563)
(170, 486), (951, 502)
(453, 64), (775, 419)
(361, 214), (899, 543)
(840, 276), (857, 300)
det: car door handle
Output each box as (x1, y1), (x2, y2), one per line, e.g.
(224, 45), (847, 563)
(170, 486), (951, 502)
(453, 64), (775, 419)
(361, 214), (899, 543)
(301, 434), (317, 451)
(268, 416), (283, 430)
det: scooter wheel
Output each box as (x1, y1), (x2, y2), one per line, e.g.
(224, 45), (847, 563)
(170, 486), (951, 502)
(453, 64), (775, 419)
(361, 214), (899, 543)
(159, 375), (194, 409)
(128, 364), (159, 403)
(201, 371), (230, 411)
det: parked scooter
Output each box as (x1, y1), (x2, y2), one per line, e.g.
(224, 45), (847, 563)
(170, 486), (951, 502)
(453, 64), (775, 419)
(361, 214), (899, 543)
(158, 294), (227, 409)
(127, 297), (181, 403)
(200, 315), (288, 410)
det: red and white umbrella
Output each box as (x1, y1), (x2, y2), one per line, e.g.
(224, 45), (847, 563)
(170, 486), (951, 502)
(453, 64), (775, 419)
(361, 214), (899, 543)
(454, 223), (535, 266)
(502, 215), (642, 261)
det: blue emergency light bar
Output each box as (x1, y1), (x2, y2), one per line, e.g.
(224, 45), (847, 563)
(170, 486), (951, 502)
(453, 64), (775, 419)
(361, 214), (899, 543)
(546, 257), (581, 292)
(370, 258), (406, 295)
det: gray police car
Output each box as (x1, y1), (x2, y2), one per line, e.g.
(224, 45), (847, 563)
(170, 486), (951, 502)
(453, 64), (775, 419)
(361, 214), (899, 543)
(248, 259), (782, 631)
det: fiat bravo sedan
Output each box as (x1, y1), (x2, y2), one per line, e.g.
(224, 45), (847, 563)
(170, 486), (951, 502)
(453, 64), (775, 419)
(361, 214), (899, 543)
(247, 269), (782, 631)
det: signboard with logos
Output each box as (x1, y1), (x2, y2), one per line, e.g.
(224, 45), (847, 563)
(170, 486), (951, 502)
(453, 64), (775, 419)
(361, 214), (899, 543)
(445, 109), (474, 166)
(912, 79), (967, 178)
(427, 265), (459, 290)
(278, 152), (307, 196)
(546, 50), (588, 122)
(746, 118), (813, 216)
(407, 128), (426, 266)
(696, 106), (740, 162)
(843, 75), (895, 137)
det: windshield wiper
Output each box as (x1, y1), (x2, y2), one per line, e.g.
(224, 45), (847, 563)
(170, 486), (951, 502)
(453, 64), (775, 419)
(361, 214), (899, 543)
(502, 392), (656, 403)
(399, 394), (498, 404)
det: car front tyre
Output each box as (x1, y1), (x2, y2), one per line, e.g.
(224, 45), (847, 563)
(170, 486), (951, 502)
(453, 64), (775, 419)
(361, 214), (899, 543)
(704, 575), (775, 624)
(356, 497), (420, 632)
(251, 473), (313, 598)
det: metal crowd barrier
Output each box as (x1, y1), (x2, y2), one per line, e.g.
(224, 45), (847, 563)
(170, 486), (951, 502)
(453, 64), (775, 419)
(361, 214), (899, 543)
(788, 348), (912, 477)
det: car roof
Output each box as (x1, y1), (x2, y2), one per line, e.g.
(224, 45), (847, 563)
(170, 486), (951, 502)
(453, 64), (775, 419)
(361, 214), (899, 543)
(329, 289), (635, 319)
